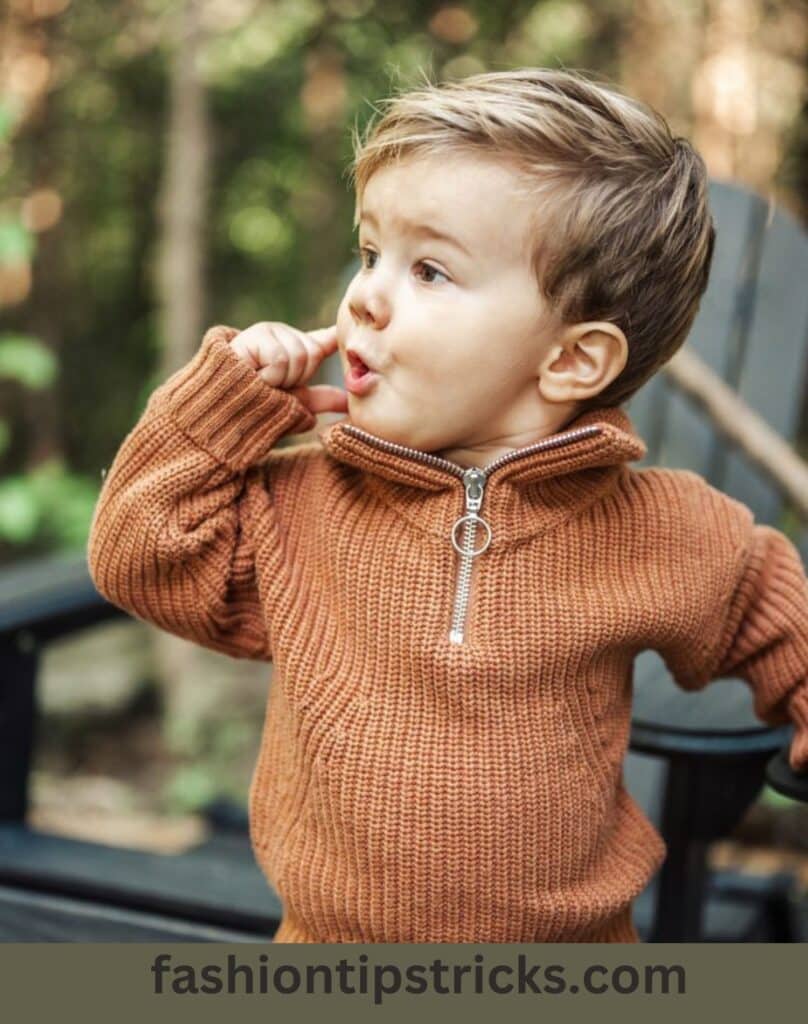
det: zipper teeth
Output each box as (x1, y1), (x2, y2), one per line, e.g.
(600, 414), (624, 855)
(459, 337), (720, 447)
(341, 426), (466, 478)
(341, 423), (604, 479)
(450, 517), (478, 643)
(341, 421), (606, 646)
(480, 424), (604, 476)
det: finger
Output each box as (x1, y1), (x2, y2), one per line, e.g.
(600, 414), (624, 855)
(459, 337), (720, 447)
(270, 324), (310, 389)
(306, 324), (339, 353)
(292, 324), (339, 380)
(291, 384), (349, 414)
(236, 323), (279, 372)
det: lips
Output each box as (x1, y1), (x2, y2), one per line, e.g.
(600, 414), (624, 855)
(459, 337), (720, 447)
(344, 349), (381, 396)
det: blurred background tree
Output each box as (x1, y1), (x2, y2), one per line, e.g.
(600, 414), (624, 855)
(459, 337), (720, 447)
(1, 0), (806, 842)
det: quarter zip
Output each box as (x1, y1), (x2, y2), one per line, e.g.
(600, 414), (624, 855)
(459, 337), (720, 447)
(341, 423), (604, 645)
(449, 467), (489, 643)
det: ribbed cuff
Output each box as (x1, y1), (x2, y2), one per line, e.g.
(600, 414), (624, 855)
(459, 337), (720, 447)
(737, 526), (808, 722)
(162, 323), (318, 469)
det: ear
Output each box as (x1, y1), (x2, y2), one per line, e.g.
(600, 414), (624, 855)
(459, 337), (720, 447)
(537, 321), (628, 403)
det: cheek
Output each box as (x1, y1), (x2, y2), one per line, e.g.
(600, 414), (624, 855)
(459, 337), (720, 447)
(423, 338), (491, 382)
(399, 353), (449, 390)
(391, 324), (495, 393)
(336, 294), (352, 330)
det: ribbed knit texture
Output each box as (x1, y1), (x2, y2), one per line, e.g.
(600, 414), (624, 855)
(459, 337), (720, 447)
(87, 323), (808, 943)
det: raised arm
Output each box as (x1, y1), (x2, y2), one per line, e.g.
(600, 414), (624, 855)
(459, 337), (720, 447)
(86, 323), (323, 660)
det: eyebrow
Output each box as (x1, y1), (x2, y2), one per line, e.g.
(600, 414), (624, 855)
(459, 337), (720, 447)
(359, 208), (472, 258)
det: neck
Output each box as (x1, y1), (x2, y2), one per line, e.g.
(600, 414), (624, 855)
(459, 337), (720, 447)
(434, 410), (584, 470)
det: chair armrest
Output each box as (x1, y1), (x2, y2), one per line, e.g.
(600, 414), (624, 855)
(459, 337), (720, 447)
(765, 746), (808, 802)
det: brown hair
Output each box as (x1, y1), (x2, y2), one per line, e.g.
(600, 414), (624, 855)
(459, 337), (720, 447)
(346, 67), (716, 412)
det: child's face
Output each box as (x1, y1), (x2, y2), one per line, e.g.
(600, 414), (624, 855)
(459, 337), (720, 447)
(335, 150), (580, 459)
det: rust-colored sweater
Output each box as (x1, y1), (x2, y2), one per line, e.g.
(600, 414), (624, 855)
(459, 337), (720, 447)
(87, 324), (808, 943)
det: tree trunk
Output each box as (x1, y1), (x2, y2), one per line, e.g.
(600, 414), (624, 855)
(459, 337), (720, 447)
(155, 0), (210, 378)
(150, 1), (274, 792)
(151, 0), (217, 761)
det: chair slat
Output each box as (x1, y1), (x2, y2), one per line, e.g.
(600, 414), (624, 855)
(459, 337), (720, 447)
(721, 194), (808, 522)
(0, 824), (281, 937)
(0, 883), (263, 942)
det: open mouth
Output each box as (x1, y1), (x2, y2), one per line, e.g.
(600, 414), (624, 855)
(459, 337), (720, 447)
(344, 350), (381, 395)
(347, 351), (372, 375)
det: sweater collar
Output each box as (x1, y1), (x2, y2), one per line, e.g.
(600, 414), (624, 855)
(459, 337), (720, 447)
(317, 405), (646, 492)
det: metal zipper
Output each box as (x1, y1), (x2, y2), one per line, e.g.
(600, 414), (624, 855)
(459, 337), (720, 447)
(341, 423), (603, 644)
(449, 466), (489, 644)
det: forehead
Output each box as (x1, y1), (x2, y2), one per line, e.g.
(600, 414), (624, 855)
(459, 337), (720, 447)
(359, 151), (535, 258)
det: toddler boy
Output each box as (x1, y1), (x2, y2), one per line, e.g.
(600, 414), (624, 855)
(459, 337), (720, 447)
(87, 68), (808, 943)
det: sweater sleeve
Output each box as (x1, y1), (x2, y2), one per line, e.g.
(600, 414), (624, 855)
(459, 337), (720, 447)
(86, 323), (317, 661)
(660, 520), (808, 774)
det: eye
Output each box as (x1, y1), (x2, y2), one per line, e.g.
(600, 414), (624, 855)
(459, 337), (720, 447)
(352, 245), (378, 270)
(350, 246), (450, 285)
(415, 262), (449, 285)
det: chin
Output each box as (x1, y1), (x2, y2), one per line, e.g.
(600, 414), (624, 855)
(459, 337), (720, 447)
(345, 405), (373, 431)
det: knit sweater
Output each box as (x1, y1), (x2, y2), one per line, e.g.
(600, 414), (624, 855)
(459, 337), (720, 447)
(87, 323), (808, 944)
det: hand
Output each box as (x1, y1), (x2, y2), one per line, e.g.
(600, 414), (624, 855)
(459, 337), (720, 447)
(230, 321), (348, 416)
(789, 733), (808, 775)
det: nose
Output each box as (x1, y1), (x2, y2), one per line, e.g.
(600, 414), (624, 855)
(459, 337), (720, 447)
(347, 265), (392, 330)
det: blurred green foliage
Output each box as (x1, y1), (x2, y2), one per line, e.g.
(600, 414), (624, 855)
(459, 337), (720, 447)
(161, 714), (260, 814)
(0, 0), (805, 568)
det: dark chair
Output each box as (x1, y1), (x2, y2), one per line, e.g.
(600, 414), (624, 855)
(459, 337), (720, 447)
(0, 554), (282, 941)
